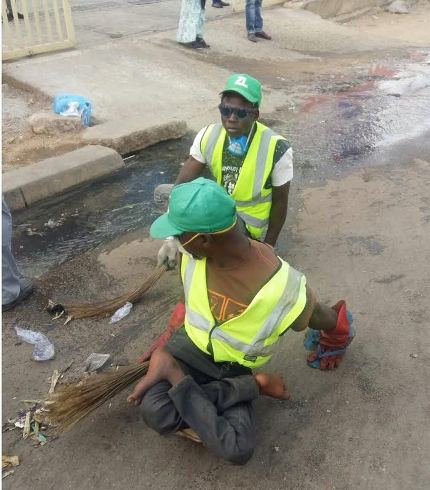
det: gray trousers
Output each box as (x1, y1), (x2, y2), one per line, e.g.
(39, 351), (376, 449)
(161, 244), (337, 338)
(2, 197), (21, 305)
(141, 368), (259, 465)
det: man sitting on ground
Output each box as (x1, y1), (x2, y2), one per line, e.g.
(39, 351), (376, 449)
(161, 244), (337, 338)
(128, 178), (354, 465)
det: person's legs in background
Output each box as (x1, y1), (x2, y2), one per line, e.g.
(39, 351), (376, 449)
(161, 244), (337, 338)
(254, 0), (272, 40)
(2, 198), (34, 311)
(177, 0), (205, 49)
(246, 0), (258, 42)
(212, 0), (230, 8)
(196, 0), (210, 48)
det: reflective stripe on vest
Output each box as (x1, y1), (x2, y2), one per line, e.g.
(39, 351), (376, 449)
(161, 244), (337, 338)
(201, 122), (286, 238)
(203, 124), (222, 167)
(180, 254), (307, 367)
(238, 211), (269, 229)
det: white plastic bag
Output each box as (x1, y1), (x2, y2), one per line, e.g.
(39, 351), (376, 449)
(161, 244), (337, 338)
(15, 327), (55, 361)
(84, 353), (110, 372)
(110, 302), (133, 324)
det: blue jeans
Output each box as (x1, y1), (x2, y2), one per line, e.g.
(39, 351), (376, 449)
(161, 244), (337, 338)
(246, 0), (263, 34)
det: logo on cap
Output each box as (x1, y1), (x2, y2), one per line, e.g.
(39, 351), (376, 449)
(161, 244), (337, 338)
(235, 76), (249, 88)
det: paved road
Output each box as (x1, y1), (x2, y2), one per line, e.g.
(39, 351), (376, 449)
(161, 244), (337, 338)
(71, 0), (232, 46)
(3, 5), (430, 490)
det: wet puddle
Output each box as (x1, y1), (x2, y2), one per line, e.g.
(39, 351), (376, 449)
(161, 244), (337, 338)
(271, 50), (430, 179)
(13, 137), (192, 276)
(13, 50), (430, 277)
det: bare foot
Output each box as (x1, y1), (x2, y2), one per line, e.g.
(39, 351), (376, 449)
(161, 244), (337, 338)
(254, 372), (290, 400)
(127, 348), (185, 405)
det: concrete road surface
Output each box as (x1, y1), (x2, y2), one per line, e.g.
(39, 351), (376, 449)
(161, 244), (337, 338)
(2, 3), (430, 489)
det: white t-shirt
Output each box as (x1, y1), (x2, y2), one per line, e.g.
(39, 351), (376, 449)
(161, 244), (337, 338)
(189, 126), (293, 187)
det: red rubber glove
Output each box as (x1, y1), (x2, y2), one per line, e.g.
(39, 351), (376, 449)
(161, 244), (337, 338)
(137, 301), (186, 364)
(307, 300), (354, 370)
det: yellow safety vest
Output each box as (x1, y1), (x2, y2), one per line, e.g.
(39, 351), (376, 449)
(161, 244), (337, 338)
(181, 254), (307, 368)
(200, 121), (287, 239)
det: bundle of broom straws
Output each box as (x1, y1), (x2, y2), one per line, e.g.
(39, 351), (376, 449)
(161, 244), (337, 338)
(47, 265), (167, 324)
(45, 362), (149, 431)
(44, 266), (169, 431)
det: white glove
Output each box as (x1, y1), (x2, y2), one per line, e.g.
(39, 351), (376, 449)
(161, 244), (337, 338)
(154, 184), (174, 205)
(157, 237), (178, 268)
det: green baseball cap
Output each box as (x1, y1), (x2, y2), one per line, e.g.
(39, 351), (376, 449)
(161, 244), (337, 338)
(222, 73), (262, 106)
(150, 178), (237, 239)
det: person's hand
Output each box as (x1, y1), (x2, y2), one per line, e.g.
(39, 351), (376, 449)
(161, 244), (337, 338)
(128, 348), (185, 405)
(157, 238), (178, 268)
(254, 372), (290, 400)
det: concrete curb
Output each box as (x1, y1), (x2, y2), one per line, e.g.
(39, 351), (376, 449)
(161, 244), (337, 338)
(82, 119), (188, 155)
(3, 145), (124, 211)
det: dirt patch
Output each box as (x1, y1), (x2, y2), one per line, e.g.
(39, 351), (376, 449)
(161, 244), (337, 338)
(346, 0), (430, 45)
(2, 79), (86, 170)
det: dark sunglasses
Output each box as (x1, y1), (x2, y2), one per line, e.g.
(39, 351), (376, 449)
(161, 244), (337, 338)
(218, 104), (256, 119)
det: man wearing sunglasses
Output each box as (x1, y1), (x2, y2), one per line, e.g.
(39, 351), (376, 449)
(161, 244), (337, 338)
(157, 73), (293, 268)
(130, 178), (354, 464)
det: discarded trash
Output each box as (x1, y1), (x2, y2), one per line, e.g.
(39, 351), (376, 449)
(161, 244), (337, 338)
(2, 469), (14, 479)
(5, 402), (50, 447)
(48, 370), (61, 394)
(387, 0), (409, 14)
(2, 455), (19, 468)
(110, 302), (133, 324)
(410, 353), (418, 358)
(15, 327), (55, 361)
(111, 203), (139, 213)
(36, 432), (47, 444)
(25, 227), (44, 237)
(23, 412), (31, 439)
(44, 219), (62, 229)
(123, 154), (136, 162)
(53, 94), (92, 126)
(84, 353), (110, 373)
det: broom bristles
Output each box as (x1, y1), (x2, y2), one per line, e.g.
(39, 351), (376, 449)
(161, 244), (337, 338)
(45, 363), (149, 431)
(47, 265), (167, 320)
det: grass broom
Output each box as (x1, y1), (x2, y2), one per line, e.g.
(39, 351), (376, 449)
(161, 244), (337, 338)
(46, 265), (167, 324)
(45, 362), (149, 431)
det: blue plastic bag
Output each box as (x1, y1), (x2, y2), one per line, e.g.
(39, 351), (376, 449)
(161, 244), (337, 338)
(53, 94), (92, 126)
